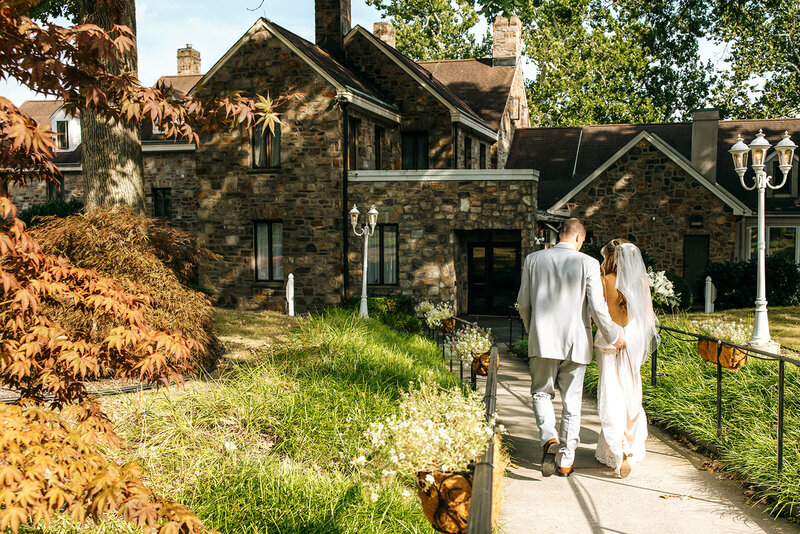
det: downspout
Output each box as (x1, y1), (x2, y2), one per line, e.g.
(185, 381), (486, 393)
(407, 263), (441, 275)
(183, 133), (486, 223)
(341, 99), (350, 303)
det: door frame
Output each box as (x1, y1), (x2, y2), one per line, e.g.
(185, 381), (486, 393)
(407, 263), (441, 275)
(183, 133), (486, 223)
(467, 241), (521, 315)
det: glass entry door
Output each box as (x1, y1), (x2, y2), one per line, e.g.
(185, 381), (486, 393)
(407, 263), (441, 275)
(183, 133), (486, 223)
(468, 243), (521, 315)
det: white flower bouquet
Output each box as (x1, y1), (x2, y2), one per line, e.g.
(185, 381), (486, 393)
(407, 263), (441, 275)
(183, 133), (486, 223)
(354, 381), (493, 485)
(425, 303), (455, 329)
(691, 318), (750, 345)
(452, 325), (493, 363)
(414, 300), (434, 318)
(647, 267), (681, 310)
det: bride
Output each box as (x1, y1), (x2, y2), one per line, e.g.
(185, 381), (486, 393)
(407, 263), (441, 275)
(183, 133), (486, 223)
(594, 239), (659, 478)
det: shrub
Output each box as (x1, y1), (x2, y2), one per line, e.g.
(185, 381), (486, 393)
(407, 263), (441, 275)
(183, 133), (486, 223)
(707, 255), (800, 309)
(17, 196), (84, 227)
(511, 338), (528, 357)
(343, 296), (422, 334)
(30, 208), (220, 368)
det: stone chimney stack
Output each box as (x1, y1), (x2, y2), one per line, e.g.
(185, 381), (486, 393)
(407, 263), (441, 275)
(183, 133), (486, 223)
(373, 22), (396, 48)
(691, 109), (720, 183)
(493, 15), (522, 65)
(177, 44), (201, 75)
(316, 0), (351, 59)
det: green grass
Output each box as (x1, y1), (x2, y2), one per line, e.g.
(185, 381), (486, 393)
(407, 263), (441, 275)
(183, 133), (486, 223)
(684, 306), (800, 350)
(584, 313), (800, 517)
(26, 309), (460, 533)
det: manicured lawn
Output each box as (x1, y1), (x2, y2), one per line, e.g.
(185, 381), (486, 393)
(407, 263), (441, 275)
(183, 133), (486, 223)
(28, 308), (460, 533)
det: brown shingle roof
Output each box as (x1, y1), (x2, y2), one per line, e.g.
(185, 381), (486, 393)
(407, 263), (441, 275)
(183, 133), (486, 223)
(155, 74), (203, 98)
(19, 100), (63, 130)
(417, 59), (515, 130)
(268, 21), (397, 112)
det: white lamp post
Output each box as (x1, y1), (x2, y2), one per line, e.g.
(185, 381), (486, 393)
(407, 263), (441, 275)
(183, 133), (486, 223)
(730, 130), (797, 351)
(350, 204), (379, 318)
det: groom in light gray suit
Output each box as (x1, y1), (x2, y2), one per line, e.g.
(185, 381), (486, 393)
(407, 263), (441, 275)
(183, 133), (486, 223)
(517, 218), (625, 477)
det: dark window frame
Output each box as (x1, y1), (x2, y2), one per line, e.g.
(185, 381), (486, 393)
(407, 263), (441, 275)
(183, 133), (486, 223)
(47, 178), (63, 201)
(55, 120), (69, 150)
(480, 143), (487, 169)
(401, 131), (429, 170)
(252, 121), (281, 169)
(153, 187), (172, 219)
(254, 220), (284, 282)
(368, 223), (399, 286)
(464, 136), (472, 169)
(374, 125), (384, 170)
(348, 117), (360, 171)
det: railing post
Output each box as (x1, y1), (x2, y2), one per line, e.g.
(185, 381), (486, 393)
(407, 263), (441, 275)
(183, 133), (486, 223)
(716, 341), (723, 441)
(778, 358), (785, 476)
(508, 307), (513, 347)
(651, 346), (658, 387)
(704, 276), (715, 314)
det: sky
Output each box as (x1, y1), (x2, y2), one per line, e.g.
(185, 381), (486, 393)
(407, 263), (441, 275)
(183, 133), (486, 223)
(3, 0), (727, 107)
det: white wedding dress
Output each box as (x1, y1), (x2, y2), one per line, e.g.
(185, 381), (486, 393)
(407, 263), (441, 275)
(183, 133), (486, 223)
(593, 244), (658, 475)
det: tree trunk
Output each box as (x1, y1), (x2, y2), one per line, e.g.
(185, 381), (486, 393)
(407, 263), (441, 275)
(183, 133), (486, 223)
(78, 0), (145, 213)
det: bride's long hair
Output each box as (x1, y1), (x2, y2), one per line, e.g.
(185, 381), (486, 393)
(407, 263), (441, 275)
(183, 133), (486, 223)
(600, 238), (630, 309)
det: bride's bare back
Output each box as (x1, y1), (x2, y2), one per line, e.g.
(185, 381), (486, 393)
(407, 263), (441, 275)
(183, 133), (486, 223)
(601, 273), (629, 327)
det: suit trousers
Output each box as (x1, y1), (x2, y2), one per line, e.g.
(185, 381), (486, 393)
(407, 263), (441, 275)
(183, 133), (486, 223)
(530, 356), (587, 468)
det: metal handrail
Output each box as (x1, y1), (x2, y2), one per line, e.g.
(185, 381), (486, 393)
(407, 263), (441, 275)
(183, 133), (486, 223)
(466, 346), (498, 534)
(652, 324), (797, 475)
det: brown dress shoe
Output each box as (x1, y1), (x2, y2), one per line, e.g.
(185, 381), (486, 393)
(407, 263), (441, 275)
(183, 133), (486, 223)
(541, 438), (559, 477)
(556, 466), (574, 477)
(620, 454), (632, 478)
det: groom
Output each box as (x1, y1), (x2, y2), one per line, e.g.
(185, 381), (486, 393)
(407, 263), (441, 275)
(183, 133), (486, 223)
(517, 218), (625, 477)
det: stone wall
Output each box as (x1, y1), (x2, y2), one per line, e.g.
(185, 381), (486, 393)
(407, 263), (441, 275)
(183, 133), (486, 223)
(143, 152), (197, 234)
(8, 171), (83, 210)
(193, 26), (345, 311)
(347, 178), (537, 313)
(455, 128), (492, 170)
(569, 139), (737, 273)
(496, 65), (529, 169)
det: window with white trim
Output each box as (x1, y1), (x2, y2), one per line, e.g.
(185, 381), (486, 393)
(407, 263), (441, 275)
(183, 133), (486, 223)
(55, 121), (69, 150)
(748, 226), (799, 263)
(367, 224), (398, 285)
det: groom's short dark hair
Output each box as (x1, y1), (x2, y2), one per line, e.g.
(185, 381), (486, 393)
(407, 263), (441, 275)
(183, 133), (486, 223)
(559, 218), (586, 239)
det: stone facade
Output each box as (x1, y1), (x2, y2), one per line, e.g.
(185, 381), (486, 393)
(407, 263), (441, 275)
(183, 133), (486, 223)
(143, 152), (197, 234)
(492, 16), (522, 59)
(496, 66), (529, 169)
(569, 139), (737, 273)
(348, 178), (537, 314)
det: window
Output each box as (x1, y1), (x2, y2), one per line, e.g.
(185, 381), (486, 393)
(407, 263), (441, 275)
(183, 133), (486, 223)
(749, 226), (799, 262)
(480, 143), (487, 169)
(55, 121), (69, 150)
(348, 117), (360, 170)
(153, 188), (172, 219)
(401, 131), (428, 170)
(252, 121), (281, 169)
(47, 178), (63, 201)
(367, 224), (398, 285)
(255, 221), (284, 282)
(374, 125), (384, 170)
(464, 137), (472, 169)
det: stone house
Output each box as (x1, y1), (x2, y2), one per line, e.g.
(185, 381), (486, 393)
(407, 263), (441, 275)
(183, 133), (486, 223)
(506, 110), (800, 300)
(11, 2), (534, 315)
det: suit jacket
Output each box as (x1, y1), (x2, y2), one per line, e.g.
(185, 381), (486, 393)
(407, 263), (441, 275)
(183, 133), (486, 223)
(517, 242), (621, 364)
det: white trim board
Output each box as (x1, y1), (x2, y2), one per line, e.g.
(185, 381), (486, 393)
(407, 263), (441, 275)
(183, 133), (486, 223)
(548, 130), (752, 216)
(349, 169), (538, 182)
(190, 19), (399, 123)
(344, 26), (498, 142)
(142, 143), (196, 153)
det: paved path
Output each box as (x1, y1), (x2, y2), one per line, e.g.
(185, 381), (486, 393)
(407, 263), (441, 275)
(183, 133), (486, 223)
(494, 346), (797, 534)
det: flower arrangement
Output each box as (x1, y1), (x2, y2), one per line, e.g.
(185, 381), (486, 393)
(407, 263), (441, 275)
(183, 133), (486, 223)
(647, 267), (681, 310)
(415, 300), (434, 318)
(354, 381), (493, 485)
(425, 303), (455, 329)
(691, 318), (751, 345)
(452, 325), (493, 362)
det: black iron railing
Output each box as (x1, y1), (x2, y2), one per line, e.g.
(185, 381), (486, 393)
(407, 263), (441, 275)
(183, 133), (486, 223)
(653, 325), (800, 475)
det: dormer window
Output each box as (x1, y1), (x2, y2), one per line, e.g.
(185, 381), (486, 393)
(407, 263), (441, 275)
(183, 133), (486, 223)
(55, 121), (69, 150)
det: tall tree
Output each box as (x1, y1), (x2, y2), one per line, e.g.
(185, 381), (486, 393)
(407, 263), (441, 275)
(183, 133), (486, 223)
(519, 0), (715, 126)
(366, 0), (491, 60)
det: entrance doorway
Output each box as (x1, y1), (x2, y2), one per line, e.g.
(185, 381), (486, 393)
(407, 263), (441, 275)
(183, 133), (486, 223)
(683, 235), (710, 305)
(468, 243), (521, 315)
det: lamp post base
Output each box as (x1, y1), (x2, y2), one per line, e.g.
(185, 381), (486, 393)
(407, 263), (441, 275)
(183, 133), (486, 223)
(748, 339), (780, 355)
(359, 296), (369, 318)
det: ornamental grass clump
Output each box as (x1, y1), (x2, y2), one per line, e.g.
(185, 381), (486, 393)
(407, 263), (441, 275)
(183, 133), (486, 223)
(452, 325), (493, 362)
(647, 267), (681, 310)
(691, 318), (751, 345)
(355, 381), (492, 487)
(424, 303), (455, 329)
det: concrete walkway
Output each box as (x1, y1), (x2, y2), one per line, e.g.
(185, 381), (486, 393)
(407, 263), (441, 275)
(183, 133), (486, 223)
(494, 346), (797, 534)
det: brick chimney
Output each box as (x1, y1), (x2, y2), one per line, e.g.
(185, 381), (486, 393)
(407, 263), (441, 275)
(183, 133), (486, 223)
(493, 15), (521, 66)
(177, 44), (201, 75)
(316, 0), (351, 59)
(373, 22), (396, 48)
(691, 108), (720, 183)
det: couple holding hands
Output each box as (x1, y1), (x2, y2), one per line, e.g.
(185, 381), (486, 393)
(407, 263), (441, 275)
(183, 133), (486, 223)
(517, 218), (659, 478)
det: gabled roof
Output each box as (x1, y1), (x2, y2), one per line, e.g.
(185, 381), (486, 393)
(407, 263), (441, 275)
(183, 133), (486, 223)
(344, 26), (497, 140)
(417, 59), (516, 131)
(155, 74), (203, 98)
(192, 18), (399, 122)
(19, 100), (64, 129)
